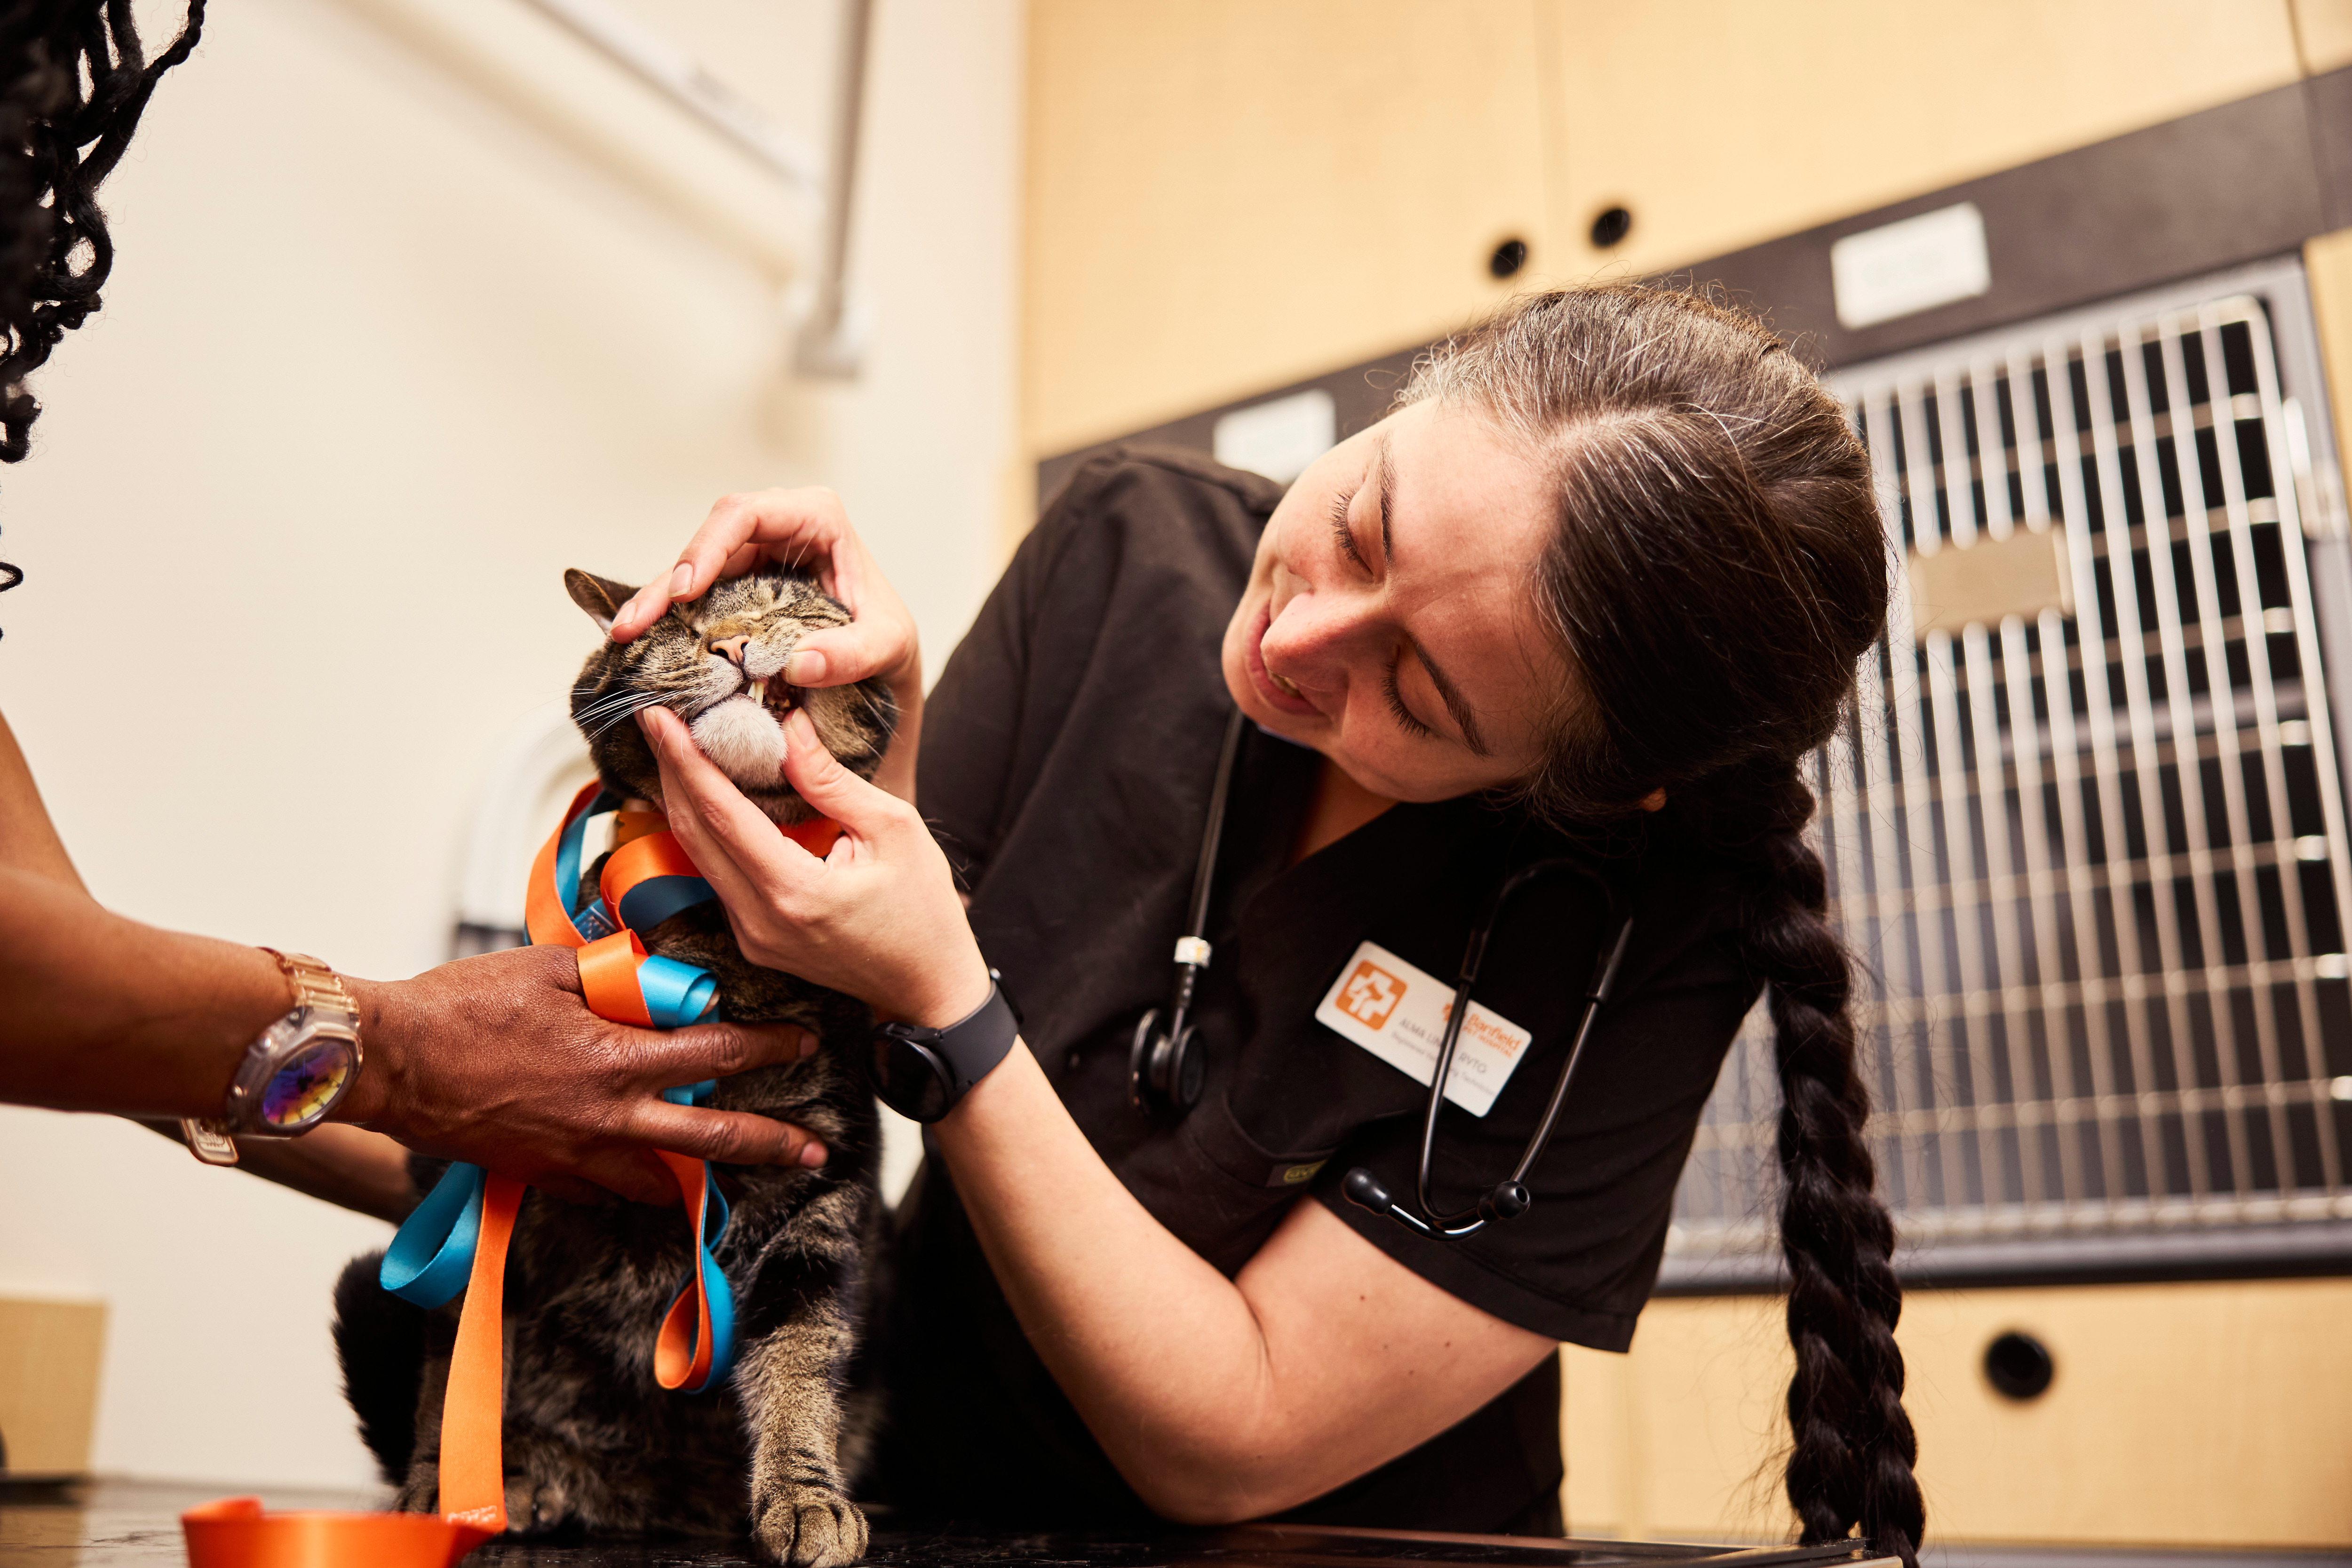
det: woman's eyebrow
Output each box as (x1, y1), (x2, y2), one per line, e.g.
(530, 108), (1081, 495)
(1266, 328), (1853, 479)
(1373, 433), (1396, 563)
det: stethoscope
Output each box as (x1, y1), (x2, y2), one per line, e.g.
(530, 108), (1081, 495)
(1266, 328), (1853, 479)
(1130, 708), (1639, 1241)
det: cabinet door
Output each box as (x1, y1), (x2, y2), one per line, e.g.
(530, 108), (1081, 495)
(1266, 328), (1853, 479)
(1536, 0), (2305, 280)
(1025, 0), (1552, 457)
(1562, 1280), (2352, 1546)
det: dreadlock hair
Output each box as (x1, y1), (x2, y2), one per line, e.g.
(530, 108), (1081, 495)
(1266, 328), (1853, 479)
(1401, 284), (1925, 1566)
(0, 0), (204, 631)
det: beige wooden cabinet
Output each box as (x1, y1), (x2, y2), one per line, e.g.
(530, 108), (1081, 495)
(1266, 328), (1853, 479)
(1537, 0), (2313, 284)
(1563, 1281), (2352, 1547)
(1023, 0), (2343, 463)
(1024, 0), (1554, 456)
(0, 1297), (106, 1477)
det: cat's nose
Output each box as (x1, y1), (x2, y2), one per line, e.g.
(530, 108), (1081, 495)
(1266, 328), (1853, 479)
(708, 636), (752, 667)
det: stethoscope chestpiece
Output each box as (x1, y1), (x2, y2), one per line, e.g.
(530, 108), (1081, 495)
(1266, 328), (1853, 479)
(1129, 1005), (1205, 1117)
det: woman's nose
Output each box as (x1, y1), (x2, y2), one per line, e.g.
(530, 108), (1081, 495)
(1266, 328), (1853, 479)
(1263, 589), (1365, 684)
(708, 635), (752, 666)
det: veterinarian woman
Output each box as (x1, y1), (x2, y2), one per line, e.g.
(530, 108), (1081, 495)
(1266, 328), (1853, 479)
(617, 287), (1928, 1562)
(0, 0), (822, 1215)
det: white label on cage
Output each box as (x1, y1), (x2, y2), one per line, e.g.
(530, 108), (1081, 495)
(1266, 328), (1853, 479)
(1829, 203), (1991, 330)
(1214, 388), (1336, 485)
(1314, 940), (1529, 1117)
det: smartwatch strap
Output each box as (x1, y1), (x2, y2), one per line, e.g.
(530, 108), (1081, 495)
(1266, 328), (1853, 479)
(876, 979), (1019, 1121)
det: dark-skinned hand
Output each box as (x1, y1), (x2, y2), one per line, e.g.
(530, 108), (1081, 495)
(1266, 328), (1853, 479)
(335, 943), (826, 1206)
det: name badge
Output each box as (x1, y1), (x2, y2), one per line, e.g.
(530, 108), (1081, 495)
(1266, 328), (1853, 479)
(1313, 940), (1532, 1117)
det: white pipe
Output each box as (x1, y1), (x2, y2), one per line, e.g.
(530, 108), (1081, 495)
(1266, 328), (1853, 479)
(794, 0), (874, 378)
(514, 0), (821, 194)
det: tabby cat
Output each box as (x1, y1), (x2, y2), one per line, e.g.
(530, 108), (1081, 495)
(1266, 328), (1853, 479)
(332, 566), (897, 1567)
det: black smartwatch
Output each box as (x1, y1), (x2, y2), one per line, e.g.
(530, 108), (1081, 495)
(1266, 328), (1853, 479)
(872, 971), (1021, 1122)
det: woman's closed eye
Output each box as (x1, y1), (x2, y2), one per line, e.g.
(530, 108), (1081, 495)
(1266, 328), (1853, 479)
(1328, 487), (1369, 573)
(1383, 662), (1435, 740)
(1329, 484), (1444, 741)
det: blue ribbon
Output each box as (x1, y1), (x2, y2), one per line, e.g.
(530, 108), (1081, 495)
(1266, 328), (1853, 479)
(553, 788), (618, 929)
(381, 1162), (487, 1309)
(381, 1089), (740, 1390)
(659, 1079), (734, 1390)
(616, 875), (720, 936)
(381, 808), (739, 1390)
(637, 955), (719, 1028)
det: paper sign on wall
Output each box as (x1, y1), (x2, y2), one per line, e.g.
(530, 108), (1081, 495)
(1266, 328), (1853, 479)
(1829, 201), (1991, 330)
(1313, 940), (1532, 1117)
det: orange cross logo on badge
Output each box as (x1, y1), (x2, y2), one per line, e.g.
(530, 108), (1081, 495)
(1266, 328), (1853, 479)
(1338, 960), (1406, 1029)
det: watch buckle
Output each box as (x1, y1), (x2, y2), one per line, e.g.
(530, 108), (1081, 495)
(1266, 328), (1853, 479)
(180, 1118), (240, 1167)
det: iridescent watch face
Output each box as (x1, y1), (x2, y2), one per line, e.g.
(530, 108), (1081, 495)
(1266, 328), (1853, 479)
(259, 1039), (356, 1130)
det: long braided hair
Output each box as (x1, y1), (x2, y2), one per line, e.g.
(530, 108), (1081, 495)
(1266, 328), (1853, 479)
(1403, 285), (1924, 1564)
(0, 0), (204, 632)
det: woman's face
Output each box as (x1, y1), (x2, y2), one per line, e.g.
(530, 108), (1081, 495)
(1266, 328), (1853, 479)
(1220, 399), (1569, 803)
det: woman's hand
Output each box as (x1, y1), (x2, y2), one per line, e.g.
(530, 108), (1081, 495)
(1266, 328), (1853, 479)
(640, 704), (992, 1029)
(337, 944), (830, 1206)
(608, 488), (924, 802)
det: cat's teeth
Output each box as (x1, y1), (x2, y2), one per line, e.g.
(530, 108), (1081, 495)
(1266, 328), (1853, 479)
(748, 679), (767, 704)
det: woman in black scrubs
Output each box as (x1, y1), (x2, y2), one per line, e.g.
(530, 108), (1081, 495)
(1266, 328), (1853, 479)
(615, 288), (1925, 1563)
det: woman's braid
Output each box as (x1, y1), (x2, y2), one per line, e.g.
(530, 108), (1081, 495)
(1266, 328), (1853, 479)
(1409, 285), (1925, 1556)
(1695, 758), (1925, 1566)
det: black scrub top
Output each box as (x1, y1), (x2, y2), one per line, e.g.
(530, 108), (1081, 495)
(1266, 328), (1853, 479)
(875, 449), (1758, 1533)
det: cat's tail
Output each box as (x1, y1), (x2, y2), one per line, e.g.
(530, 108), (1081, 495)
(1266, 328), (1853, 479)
(332, 1251), (427, 1486)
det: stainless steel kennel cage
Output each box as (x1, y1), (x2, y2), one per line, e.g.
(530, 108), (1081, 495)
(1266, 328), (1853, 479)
(1663, 257), (2352, 1287)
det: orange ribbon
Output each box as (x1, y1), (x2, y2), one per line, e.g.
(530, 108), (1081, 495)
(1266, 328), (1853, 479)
(182, 1174), (524, 1568)
(186, 786), (840, 1565)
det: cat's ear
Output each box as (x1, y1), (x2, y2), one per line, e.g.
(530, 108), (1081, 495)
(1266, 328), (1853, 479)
(564, 569), (638, 633)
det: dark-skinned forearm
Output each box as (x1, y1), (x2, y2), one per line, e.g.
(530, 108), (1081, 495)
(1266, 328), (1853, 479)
(0, 866), (291, 1116)
(131, 1117), (419, 1223)
(0, 709), (86, 889)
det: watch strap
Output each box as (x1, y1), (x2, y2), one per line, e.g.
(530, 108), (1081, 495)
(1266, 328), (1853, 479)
(874, 976), (1019, 1122)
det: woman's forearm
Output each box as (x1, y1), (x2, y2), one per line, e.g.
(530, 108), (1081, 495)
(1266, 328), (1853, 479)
(933, 1044), (1285, 1515)
(131, 1117), (418, 1222)
(0, 866), (291, 1115)
(0, 710), (85, 889)
(935, 1045), (1384, 1522)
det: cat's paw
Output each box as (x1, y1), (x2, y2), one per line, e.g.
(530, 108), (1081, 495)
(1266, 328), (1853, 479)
(752, 1484), (867, 1567)
(388, 1464), (573, 1536)
(505, 1471), (578, 1536)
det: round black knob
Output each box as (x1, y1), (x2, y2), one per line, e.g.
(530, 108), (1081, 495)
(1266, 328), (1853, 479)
(1589, 206), (1633, 249)
(1983, 1330), (2055, 1401)
(1342, 1167), (1393, 1213)
(1488, 238), (1529, 279)
(1485, 1180), (1531, 1221)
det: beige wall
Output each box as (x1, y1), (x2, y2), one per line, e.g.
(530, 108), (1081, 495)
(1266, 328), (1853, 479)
(1565, 1281), (2352, 1547)
(0, 0), (1021, 1489)
(1024, 0), (2326, 460)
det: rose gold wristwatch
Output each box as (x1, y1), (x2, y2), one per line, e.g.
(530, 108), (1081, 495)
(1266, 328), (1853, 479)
(179, 949), (365, 1167)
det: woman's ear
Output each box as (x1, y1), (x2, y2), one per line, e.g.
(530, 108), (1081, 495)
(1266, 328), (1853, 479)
(564, 568), (639, 632)
(1639, 788), (1667, 812)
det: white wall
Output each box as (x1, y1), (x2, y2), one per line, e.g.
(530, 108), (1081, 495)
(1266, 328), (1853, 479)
(0, 0), (1021, 1490)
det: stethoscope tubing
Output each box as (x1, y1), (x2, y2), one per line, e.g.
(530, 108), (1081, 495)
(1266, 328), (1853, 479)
(1135, 705), (1639, 1245)
(1407, 858), (1635, 1235)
